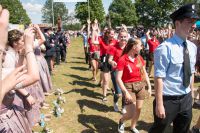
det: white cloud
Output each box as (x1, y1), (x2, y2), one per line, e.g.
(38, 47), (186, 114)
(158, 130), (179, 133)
(21, 2), (43, 24)
(22, 3), (42, 14)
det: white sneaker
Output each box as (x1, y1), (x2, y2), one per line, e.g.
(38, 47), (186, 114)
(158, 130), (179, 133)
(121, 107), (126, 114)
(130, 128), (140, 133)
(102, 97), (107, 103)
(114, 102), (119, 112)
(118, 120), (125, 133)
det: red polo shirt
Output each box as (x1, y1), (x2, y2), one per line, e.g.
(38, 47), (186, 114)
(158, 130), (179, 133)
(99, 37), (118, 56)
(116, 54), (145, 83)
(147, 38), (159, 53)
(108, 43), (124, 69)
(88, 37), (100, 53)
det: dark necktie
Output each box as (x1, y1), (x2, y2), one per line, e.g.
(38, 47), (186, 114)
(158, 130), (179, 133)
(183, 41), (191, 88)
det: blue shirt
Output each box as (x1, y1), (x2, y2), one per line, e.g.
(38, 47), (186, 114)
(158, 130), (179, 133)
(82, 32), (88, 47)
(141, 35), (149, 50)
(154, 34), (197, 96)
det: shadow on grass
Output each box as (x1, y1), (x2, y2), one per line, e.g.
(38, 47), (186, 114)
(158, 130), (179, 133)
(63, 74), (98, 88)
(64, 88), (102, 100)
(193, 102), (200, 109)
(137, 120), (152, 132)
(77, 99), (114, 113)
(71, 66), (88, 71)
(72, 57), (85, 60)
(78, 114), (117, 133)
(69, 61), (86, 64)
(70, 80), (97, 88)
(62, 74), (91, 81)
(137, 120), (173, 133)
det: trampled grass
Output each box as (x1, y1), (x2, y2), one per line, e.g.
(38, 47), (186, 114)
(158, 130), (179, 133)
(33, 37), (200, 133)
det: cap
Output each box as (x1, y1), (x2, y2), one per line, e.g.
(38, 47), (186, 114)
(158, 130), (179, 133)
(170, 3), (199, 21)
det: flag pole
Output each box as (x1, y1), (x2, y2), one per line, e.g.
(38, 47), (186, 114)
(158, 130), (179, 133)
(88, 0), (90, 21)
(52, 0), (54, 26)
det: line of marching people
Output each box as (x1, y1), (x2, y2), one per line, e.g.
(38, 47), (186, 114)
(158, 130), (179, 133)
(0, 6), (58, 132)
(79, 4), (200, 133)
(80, 19), (152, 133)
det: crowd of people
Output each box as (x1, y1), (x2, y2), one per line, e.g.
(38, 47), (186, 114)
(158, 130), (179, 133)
(79, 3), (200, 133)
(0, 4), (71, 132)
(0, 2), (200, 133)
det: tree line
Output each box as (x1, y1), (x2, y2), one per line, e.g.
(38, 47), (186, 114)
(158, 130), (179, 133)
(0, 0), (199, 29)
(0, 0), (31, 25)
(75, 0), (200, 28)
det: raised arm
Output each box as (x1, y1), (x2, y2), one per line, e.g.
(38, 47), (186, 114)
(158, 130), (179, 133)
(146, 29), (151, 41)
(16, 28), (40, 89)
(80, 24), (86, 33)
(87, 19), (91, 37)
(34, 24), (46, 45)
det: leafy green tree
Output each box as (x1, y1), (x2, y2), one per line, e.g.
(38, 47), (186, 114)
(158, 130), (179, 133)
(135, 0), (198, 27)
(108, 0), (138, 28)
(42, 0), (68, 24)
(63, 23), (82, 31)
(75, 0), (105, 25)
(0, 0), (31, 25)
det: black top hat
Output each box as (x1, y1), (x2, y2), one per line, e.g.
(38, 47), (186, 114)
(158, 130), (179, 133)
(170, 3), (199, 21)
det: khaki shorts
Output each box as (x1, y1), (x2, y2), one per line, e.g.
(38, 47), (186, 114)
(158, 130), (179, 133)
(124, 81), (146, 105)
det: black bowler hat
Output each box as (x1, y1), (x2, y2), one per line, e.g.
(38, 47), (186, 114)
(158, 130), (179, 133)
(170, 3), (199, 21)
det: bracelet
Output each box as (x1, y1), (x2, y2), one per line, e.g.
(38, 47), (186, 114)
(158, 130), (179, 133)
(14, 82), (23, 90)
(24, 93), (30, 99)
(25, 50), (34, 57)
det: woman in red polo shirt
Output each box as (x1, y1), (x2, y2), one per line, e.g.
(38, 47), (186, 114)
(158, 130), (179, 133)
(88, 20), (101, 81)
(99, 29), (118, 102)
(146, 29), (160, 77)
(116, 38), (151, 133)
(108, 30), (128, 112)
(88, 36), (100, 81)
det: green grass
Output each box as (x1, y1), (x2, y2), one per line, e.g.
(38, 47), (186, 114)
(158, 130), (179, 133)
(33, 37), (200, 133)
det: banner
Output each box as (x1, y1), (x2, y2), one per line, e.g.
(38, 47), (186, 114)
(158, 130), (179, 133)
(54, 0), (87, 2)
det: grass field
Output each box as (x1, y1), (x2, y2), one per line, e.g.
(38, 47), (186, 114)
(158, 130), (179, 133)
(33, 37), (200, 133)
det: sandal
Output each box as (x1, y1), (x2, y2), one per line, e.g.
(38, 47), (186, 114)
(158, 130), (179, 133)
(91, 77), (97, 81)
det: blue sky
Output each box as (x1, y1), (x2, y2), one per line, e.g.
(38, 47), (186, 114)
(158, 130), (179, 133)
(20, 0), (113, 24)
